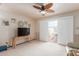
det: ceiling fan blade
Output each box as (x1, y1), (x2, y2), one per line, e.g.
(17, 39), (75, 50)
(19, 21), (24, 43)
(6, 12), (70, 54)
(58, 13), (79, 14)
(46, 9), (54, 13)
(35, 3), (43, 6)
(44, 3), (53, 9)
(33, 5), (42, 10)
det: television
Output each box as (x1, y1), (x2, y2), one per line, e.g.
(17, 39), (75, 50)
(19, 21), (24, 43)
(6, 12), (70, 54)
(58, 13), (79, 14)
(18, 28), (30, 36)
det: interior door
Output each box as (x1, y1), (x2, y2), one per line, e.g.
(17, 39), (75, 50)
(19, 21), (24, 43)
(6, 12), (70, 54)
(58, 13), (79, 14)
(39, 21), (49, 41)
(57, 16), (73, 45)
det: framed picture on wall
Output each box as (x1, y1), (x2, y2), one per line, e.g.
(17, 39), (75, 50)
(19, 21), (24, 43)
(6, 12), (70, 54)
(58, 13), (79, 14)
(18, 21), (24, 27)
(28, 24), (31, 28)
(11, 18), (16, 23)
(2, 20), (9, 26)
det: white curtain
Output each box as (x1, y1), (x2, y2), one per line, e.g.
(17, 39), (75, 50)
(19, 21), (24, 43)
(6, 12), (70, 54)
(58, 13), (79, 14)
(57, 16), (73, 45)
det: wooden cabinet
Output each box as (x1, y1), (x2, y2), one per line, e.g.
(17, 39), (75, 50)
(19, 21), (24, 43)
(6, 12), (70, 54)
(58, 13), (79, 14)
(12, 35), (31, 48)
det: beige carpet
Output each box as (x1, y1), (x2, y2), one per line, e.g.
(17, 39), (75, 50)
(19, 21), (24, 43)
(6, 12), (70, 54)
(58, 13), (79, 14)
(0, 40), (66, 56)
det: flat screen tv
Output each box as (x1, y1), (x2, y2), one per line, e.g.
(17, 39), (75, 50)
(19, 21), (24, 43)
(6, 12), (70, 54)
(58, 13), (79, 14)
(18, 28), (30, 36)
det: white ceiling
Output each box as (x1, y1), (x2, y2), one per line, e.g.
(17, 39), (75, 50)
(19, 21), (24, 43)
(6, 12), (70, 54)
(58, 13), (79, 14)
(0, 3), (79, 19)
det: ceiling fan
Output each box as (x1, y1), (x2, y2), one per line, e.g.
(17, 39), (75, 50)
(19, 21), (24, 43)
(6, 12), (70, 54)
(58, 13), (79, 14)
(33, 3), (54, 15)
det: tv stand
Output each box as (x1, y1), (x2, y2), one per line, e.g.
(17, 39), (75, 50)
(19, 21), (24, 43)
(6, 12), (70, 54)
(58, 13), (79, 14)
(12, 35), (31, 48)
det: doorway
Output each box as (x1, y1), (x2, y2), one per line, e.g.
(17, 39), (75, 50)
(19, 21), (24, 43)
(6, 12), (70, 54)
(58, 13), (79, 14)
(48, 20), (58, 43)
(39, 16), (73, 45)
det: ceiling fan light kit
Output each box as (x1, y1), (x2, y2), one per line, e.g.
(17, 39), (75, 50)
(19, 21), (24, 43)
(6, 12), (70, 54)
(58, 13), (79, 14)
(40, 11), (46, 16)
(33, 3), (54, 16)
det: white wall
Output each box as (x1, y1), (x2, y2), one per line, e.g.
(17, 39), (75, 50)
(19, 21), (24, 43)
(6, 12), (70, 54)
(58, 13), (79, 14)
(0, 11), (36, 45)
(36, 10), (79, 43)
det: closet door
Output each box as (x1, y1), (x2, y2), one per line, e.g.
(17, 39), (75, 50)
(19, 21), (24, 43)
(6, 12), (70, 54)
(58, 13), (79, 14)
(57, 16), (73, 45)
(39, 21), (49, 41)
